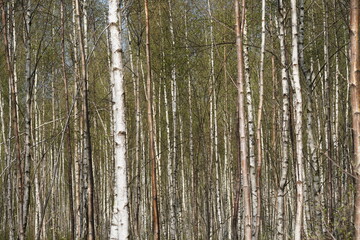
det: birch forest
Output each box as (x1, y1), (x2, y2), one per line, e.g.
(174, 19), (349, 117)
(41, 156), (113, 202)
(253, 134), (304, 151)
(1, 0), (360, 239)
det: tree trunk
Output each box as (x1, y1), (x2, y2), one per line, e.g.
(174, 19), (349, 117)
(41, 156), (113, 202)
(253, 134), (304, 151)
(255, 0), (266, 237)
(144, 1), (160, 239)
(74, 0), (95, 239)
(290, 0), (304, 239)
(61, 1), (75, 239)
(23, 1), (32, 238)
(349, 0), (360, 238)
(167, 1), (177, 238)
(108, 1), (129, 239)
(276, 1), (290, 238)
(234, 1), (252, 239)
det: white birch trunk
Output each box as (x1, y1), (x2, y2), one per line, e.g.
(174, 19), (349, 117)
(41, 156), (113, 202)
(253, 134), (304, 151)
(275, 3), (290, 238)
(21, 2), (32, 238)
(167, 1), (177, 238)
(243, 21), (257, 238)
(254, 1), (266, 237)
(290, 0), (304, 239)
(108, 0), (129, 238)
(206, 1), (222, 236)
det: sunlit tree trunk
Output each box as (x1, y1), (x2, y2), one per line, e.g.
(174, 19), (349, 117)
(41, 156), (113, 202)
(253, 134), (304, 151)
(108, 1), (129, 238)
(243, 20), (256, 239)
(290, 0), (304, 239)
(275, 1), (290, 238)
(254, 0), (265, 238)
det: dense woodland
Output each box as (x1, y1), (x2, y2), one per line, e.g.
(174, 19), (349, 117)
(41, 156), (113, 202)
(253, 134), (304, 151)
(1, 0), (360, 239)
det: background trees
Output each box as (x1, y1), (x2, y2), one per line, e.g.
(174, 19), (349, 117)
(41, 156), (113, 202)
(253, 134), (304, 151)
(0, 0), (356, 239)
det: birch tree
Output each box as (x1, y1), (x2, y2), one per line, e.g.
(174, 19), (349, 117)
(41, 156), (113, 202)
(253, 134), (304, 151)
(234, 1), (252, 239)
(254, 0), (266, 237)
(74, 0), (95, 238)
(108, 0), (129, 239)
(290, 0), (304, 239)
(276, 0), (290, 238)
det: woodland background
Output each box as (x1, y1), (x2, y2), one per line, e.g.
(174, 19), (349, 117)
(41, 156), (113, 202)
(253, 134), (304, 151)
(0, 0), (356, 239)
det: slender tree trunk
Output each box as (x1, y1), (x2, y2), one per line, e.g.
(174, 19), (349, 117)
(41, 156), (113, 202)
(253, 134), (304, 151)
(243, 20), (256, 239)
(349, 0), (360, 238)
(61, 1), (75, 239)
(206, 1), (222, 237)
(72, 0), (82, 237)
(0, 2), (16, 238)
(74, 0), (95, 238)
(33, 71), (42, 240)
(290, 0), (304, 239)
(144, 1), (160, 239)
(184, 8), (196, 239)
(23, 1), (32, 238)
(167, 1), (177, 238)
(255, 0), (266, 238)
(322, 1), (334, 234)
(126, 19), (141, 239)
(234, 1), (252, 240)
(276, 1), (290, 238)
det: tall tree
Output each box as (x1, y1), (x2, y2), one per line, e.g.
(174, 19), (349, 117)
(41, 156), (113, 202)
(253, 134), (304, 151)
(74, 0), (95, 238)
(144, 0), (160, 239)
(254, 0), (266, 238)
(276, 0), (290, 238)
(349, 0), (360, 238)
(234, 0), (252, 239)
(60, 0), (75, 239)
(290, 0), (304, 239)
(23, 1), (32, 237)
(108, 0), (129, 239)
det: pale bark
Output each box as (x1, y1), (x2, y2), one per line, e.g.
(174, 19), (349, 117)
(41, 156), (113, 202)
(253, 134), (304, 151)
(275, 3), (290, 238)
(184, 8), (196, 239)
(243, 20), (257, 238)
(206, 0), (222, 237)
(22, 1), (32, 238)
(33, 72), (39, 238)
(167, 1), (177, 238)
(290, 0), (304, 239)
(0, 2), (16, 238)
(298, 0), (319, 235)
(310, 9), (323, 236)
(108, 1), (129, 239)
(72, 0), (82, 237)
(254, 0), (266, 237)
